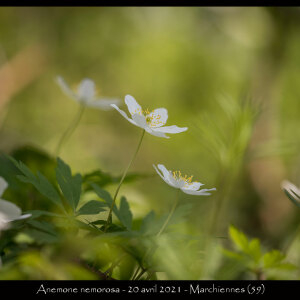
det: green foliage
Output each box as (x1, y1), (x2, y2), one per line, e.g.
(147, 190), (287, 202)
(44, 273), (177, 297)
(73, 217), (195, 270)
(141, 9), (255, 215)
(223, 225), (297, 279)
(117, 197), (133, 231)
(10, 156), (63, 211)
(76, 200), (106, 216)
(56, 157), (82, 212)
(82, 170), (149, 191)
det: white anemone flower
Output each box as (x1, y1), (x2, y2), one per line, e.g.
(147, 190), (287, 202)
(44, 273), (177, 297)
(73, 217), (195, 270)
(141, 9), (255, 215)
(56, 76), (120, 110)
(111, 95), (188, 138)
(153, 164), (216, 196)
(281, 180), (300, 207)
(0, 177), (31, 231)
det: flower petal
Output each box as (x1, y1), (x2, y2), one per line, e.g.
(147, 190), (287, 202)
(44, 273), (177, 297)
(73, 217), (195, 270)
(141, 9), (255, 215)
(78, 79), (95, 100)
(0, 213), (10, 231)
(132, 113), (147, 129)
(15, 213), (32, 221)
(86, 98), (120, 110)
(152, 125), (188, 134)
(281, 180), (300, 201)
(153, 164), (177, 188)
(157, 164), (171, 179)
(145, 126), (169, 138)
(147, 108), (168, 128)
(0, 177), (8, 198)
(181, 187), (216, 196)
(0, 199), (21, 221)
(111, 104), (137, 126)
(125, 95), (142, 116)
(184, 182), (204, 191)
(56, 76), (77, 100)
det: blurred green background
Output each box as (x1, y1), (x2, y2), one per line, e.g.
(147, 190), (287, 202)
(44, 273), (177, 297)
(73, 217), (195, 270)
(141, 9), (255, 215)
(1, 6), (300, 260)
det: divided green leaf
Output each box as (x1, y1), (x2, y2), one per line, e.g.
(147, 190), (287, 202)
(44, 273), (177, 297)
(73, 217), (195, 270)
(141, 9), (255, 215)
(55, 158), (82, 212)
(10, 157), (63, 210)
(117, 196), (133, 230)
(76, 200), (106, 216)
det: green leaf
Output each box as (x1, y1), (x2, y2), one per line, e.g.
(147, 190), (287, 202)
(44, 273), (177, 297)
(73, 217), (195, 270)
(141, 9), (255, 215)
(22, 228), (58, 244)
(229, 225), (249, 253)
(10, 157), (63, 210)
(91, 183), (118, 215)
(263, 250), (285, 269)
(27, 220), (58, 236)
(83, 169), (149, 191)
(76, 200), (106, 216)
(248, 238), (261, 263)
(56, 157), (82, 211)
(140, 211), (156, 235)
(117, 196), (133, 230)
(24, 210), (64, 219)
(222, 249), (247, 262)
(168, 203), (193, 226)
(91, 184), (132, 230)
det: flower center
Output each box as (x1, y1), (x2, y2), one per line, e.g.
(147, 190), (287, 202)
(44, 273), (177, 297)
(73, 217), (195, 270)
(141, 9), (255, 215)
(133, 108), (163, 127)
(172, 170), (196, 187)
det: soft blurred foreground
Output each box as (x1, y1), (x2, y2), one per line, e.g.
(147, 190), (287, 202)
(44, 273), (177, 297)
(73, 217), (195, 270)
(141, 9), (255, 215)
(0, 7), (300, 280)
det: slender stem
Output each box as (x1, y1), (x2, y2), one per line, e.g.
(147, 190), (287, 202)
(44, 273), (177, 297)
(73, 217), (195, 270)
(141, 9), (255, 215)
(105, 129), (145, 230)
(135, 268), (146, 280)
(131, 266), (142, 280)
(54, 104), (85, 157)
(133, 189), (180, 280)
(157, 189), (180, 237)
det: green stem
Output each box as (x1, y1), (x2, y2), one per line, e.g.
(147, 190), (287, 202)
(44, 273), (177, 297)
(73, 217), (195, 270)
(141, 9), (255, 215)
(133, 189), (180, 280)
(131, 266), (142, 280)
(54, 104), (85, 157)
(157, 189), (180, 237)
(105, 129), (145, 230)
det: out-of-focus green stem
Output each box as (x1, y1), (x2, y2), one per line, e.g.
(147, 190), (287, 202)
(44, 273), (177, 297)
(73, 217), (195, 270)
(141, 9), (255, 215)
(54, 104), (85, 157)
(157, 189), (180, 237)
(104, 129), (145, 231)
(133, 189), (180, 280)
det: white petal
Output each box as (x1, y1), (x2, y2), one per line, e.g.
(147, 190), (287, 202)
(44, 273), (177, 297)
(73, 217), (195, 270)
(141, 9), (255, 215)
(86, 98), (120, 110)
(78, 79), (95, 100)
(145, 126), (169, 138)
(153, 125), (188, 134)
(184, 182), (204, 191)
(0, 199), (22, 221)
(56, 76), (78, 100)
(0, 177), (8, 198)
(0, 213), (10, 231)
(157, 164), (171, 179)
(153, 165), (174, 187)
(111, 104), (137, 126)
(125, 95), (142, 116)
(281, 180), (300, 201)
(181, 187), (216, 196)
(153, 165), (177, 188)
(15, 213), (32, 221)
(147, 108), (168, 128)
(132, 113), (147, 129)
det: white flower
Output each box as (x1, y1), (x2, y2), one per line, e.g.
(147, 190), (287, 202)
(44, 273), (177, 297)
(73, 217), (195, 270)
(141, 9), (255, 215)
(0, 177), (31, 231)
(153, 164), (216, 196)
(281, 180), (300, 207)
(56, 76), (120, 110)
(111, 95), (188, 138)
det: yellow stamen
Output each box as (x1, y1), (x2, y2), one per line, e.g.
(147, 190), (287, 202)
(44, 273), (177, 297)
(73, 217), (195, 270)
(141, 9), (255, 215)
(133, 107), (164, 127)
(172, 170), (197, 187)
